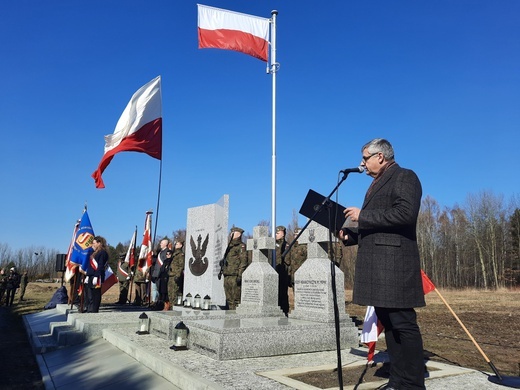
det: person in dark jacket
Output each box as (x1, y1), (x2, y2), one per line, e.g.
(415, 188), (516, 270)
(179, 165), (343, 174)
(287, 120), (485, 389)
(340, 138), (426, 390)
(0, 269), (7, 305)
(84, 236), (109, 313)
(5, 267), (21, 306)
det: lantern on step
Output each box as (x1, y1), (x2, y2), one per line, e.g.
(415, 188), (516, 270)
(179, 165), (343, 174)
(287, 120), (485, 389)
(193, 294), (201, 309)
(175, 293), (183, 306)
(169, 321), (189, 351)
(184, 293), (192, 308)
(202, 295), (211, 310)
(136, 312), (150, 335)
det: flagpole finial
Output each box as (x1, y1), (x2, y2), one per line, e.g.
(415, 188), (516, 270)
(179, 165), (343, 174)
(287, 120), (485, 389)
(271, 10), (278, 16)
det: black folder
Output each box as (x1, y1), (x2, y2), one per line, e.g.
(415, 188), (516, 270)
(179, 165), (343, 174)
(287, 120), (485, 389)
(299, 189), (347, 232)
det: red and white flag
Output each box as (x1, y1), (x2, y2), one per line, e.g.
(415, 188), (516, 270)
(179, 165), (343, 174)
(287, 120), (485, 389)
(198, 4), (270, 62)
(64, 220), (80, 283)
(361, 306), (384, 363)
(125, 228), (137, 269)
(138, 211), (153, 274)
(91, 76), (162, 189)
(101, 265), (118, 295)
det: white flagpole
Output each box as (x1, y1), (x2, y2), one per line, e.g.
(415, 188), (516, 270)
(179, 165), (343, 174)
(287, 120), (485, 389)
(270, 10), (278, 255)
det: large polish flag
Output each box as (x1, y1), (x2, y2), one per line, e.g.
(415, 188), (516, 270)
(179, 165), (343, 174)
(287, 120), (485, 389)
(91, 76), (162, 189)
(198, 4), (270, 62)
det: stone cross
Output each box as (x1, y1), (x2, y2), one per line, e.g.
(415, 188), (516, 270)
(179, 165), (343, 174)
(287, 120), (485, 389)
(248, 226), (275, 262)
(298, 221), (330, 259)
(235, 226), (283, 317)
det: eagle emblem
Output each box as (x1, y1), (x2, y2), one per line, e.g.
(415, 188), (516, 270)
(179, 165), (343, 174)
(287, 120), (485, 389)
(189, 233), (209, 276)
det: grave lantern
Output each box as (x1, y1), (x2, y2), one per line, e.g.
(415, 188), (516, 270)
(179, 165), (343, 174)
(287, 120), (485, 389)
(175, 293), (183, 306)
(169, 321), (189, 351)
(184, 293), (192, 308)
(193, 294), (201, 309)
(202, 295), (211, 310)
(136, 312), (150, 335)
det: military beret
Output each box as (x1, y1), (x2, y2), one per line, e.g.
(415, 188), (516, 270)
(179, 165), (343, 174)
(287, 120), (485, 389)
(276, 226), (286, 232)
(231, 227), (244, 234)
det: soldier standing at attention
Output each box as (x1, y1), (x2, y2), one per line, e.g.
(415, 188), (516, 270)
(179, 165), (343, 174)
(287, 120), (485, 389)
(168, 238), (185, 307)
(116, 254), (131, 304)
(221, 227), (247, 310)
(18, 270), (29, 302)
(290, 228), (307, 286)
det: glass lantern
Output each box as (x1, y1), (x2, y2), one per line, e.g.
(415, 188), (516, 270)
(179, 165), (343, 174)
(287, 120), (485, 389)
(202, 295), (211, 310)
(169, 321), (189, 351)
(184, 293), (192, 308)
(193, 294), (201, 309)
(175, 293), (183, 306)
(136, 312), (150, 335)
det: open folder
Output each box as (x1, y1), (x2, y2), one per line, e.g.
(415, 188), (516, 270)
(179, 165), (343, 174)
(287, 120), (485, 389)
(299, 189), (347, 233)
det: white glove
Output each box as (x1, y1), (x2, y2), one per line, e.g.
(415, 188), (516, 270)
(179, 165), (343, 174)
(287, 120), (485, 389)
(126, 276), (131, 280)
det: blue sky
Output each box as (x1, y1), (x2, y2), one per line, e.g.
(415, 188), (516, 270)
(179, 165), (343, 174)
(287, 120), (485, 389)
(1, 0), (519, 252)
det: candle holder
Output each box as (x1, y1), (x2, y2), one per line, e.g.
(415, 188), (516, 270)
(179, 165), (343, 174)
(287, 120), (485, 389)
(169, 321), (189, 351)
(136, 312), (150, 335)
(202, 295), (211, 310)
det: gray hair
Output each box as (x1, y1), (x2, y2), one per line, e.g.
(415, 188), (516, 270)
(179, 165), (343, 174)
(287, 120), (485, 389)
(362, 138), (395, 161)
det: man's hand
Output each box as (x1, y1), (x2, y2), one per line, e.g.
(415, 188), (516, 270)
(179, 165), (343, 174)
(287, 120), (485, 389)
(344, 207), (361, 222)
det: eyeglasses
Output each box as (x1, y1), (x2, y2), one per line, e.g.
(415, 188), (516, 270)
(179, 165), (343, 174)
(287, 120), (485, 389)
(362, 152), (379, 162)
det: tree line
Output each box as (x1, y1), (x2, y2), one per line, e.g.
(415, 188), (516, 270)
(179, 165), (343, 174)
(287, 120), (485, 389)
(2, 191), (519, 289)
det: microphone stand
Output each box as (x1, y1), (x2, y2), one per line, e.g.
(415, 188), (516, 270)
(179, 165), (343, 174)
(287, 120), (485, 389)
(282, 170), (355, 390)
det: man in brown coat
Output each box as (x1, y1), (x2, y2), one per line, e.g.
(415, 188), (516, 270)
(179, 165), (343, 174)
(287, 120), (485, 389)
(340, 138), (425, 390)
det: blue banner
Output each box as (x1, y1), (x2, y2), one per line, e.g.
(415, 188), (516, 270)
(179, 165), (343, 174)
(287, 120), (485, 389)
(69, 209), (95, 272)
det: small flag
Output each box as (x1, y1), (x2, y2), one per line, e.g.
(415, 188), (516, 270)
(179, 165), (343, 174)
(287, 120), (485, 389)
(91, 76), (162, 189)
(138, 211), (153, 274)
(361, 306), (384, 362)
(70, 209), (95, 273)
(198, 4), (270, 62)
(421, 270), (436, 295)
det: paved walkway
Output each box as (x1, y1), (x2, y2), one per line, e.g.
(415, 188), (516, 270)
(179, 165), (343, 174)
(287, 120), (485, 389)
(23, 305), (515, 390)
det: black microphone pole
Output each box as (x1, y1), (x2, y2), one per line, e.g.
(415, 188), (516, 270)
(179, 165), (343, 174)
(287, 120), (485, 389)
(282, 167), (362, 390)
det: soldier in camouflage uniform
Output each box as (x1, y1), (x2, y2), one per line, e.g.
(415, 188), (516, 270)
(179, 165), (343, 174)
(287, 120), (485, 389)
(274, 226), (292, 316)
(290, 228), (307, 286)
(168, 239), (185, 307)
(116, 254), (131, 304)
(221, 227), (247, 310)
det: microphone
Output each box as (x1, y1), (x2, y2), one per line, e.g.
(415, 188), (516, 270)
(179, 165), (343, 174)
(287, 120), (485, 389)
(340, 166), (364, 174)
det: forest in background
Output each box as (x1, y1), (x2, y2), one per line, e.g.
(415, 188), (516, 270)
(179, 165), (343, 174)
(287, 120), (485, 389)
(1, 190), (519, 290)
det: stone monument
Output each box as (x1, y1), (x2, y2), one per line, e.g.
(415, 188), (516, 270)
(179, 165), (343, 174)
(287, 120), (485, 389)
(183, 194), (228, 307)
(236, 226), (284, 316)
(290, 221), (349, 323)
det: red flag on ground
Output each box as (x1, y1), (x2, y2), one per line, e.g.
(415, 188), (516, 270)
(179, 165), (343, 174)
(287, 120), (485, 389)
(138, 211), (153, 274)
(421, 270), (436, 295)
(91, 76), (162, 189)
(198, 4), (270, 62)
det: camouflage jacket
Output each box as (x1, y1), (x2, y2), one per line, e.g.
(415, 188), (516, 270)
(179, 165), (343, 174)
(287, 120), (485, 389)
(222, 239), (247, 277)
(168, 249), (185, 280)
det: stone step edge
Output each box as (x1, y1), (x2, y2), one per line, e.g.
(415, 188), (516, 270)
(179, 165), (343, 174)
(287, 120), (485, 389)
(103, 329), (225, 390)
